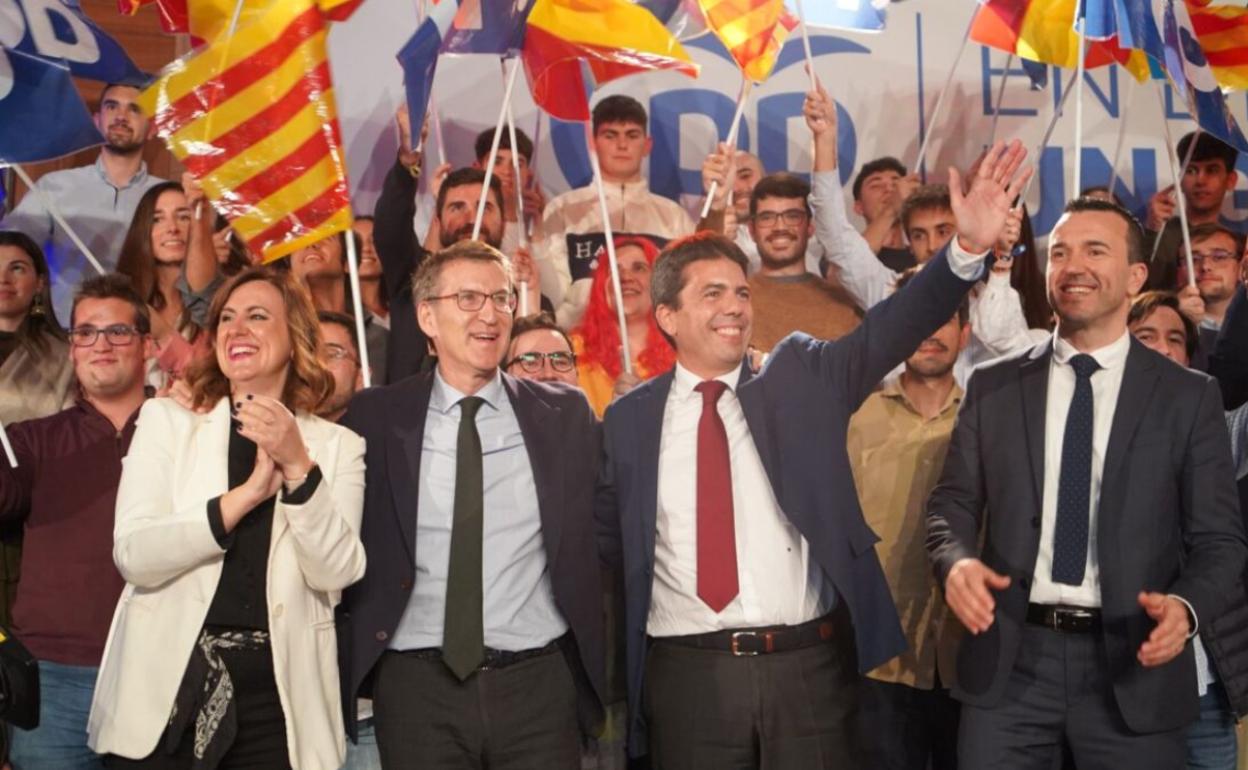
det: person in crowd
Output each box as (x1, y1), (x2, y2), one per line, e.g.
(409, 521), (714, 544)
(1184, 223), (1245, 330)
(1126, 290), (1248, 770)
(316, 311), (365, 424)
(116, 181), (216, 386)
(287, 230), (388, 385)
(337, 241), (605, 767)
(569, 236), (674, 415)
(595, 139), (1031, 767)
(0, 83), (166, 318)
(352, 216), (389, 329)
(0, 275), (152, 770)
(745, 173), (861, 352)
(505, 312), (580, 388)
(847, 268), (969, 770)
(0, 231), (73, 630)
(900, 185), (957, 265)
(1145, 132), (1238, 290)
(535, 95), (695, 329)
(1080, 185), (1126, 207)
(926, 197), (1247, 768)
(852, 156), (920, 270)
(967, 206), (1052, 362)
(88, 267), (367, 769)
(473, 127), (544, 255)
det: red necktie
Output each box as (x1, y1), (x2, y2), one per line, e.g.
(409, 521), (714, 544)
(694, 380), (738, 613)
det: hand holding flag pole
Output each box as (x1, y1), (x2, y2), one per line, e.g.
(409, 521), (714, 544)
(700, 76), (753, 219)
(503, 67), (530, 315)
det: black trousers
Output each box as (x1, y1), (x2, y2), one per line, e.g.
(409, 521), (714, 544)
(371, 647), (581, 769)
(958, 625), (1186, 770)
(103, 644), (291, 770)
(642, 638), (858, 770)
(853, 677), (959, 770)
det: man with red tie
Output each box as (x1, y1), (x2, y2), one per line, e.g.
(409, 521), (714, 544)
(594, 134), (1033, 767)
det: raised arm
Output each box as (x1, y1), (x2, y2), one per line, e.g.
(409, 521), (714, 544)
(375, 107), (430, 305)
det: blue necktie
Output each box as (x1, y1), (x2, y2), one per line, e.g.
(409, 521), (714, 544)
(1052, 353), (1101, 586)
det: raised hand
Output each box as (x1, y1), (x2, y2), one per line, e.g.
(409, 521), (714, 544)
(1137, 592), (1191, 667)
(701, 141), (735, 212)
(1146, 186), (1177, 232)
(944, 557), (1011, 634)
(995, 206), (1023, 259)
(803, 81), (838, 173)
(948, 140), (1033, 255)
(395, 104), (422, 170)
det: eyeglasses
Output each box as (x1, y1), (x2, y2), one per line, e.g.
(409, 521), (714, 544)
(506, 351), (576, 373)
(321, 343), (357, 363)
(68, 324), (140, 347)
(753, 209), (809, 228)
(426, 290), (518, 314)
(1191, 249), (1238, 267)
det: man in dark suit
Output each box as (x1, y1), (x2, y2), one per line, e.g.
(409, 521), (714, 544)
(595, 134), (1031, 766)
(338, 240), (604, 768)
(927, 197), (1248, 768)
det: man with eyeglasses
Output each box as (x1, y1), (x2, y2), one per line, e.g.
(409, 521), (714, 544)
(1184, 224), (1246, 331)
(505, 313), (579, 388)
(745, 172), (862, 352)
(0, 274), (153, 770)
(338, 241), (605, 768)
(316, 311), (365, 423)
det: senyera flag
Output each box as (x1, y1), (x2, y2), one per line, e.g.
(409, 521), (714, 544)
(1187, 0), (1248, 90)
(120, 0), (359, 44)
(521, 0), (699, 122)
(137, 0), (354, 262)
(1162, 0), (1248, 152)
(696, 0), (791, 82)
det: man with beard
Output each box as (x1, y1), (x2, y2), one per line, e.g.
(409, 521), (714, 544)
(745, 173), (862, 352)
(1144, 132), (1238, 291)
(2, 84), (165, 319)
(847, 268), (970, 769)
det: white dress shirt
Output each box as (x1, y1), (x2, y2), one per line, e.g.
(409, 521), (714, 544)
(648, 363), (836, 636)
(1029, 331), (1132, 607)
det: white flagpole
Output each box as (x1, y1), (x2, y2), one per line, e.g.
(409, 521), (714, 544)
(1155, 82), (1197, 286)
(794, 0), (818, 91)
(473, 58), (521, 241)
(988, 53), (1014, 145)
(700, 76), (753, 220)
(0, 421), (16, 469)
(1073, 17), (1088, 196)
(584, 122), (632, 375)
(504, 78), (530, 315)
(1018, 68), (1079, 207)
(344, 231), (373, 388)
(9, 165), (106, 276)
(1107, 79), (1136, 195)
(913, 7), (976, 180)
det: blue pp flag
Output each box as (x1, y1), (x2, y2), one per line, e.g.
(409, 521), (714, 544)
(8, 0), (147, 85)
(792, 0), (886, 32)
(1162, 0), (1248, 153)
(440, 0), (534, 55)
(0, 49), (104, 163)
(398, 0), (460, 148)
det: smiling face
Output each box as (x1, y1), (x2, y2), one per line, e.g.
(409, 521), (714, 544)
(418, 258), (513, 390)
(748, 195), (812, 271)
(352, 220), (380, 280)
(732, 152), (764, 219)
(655, 257), (751, 379)
(290, 235), (344, 281)
(150, 189), (191, 266)
(593, 121), (651, 182)
(317, 320), (362, 418)
(1129, 304), (1190, 367)
(906, 207), (957, 264)
(603, 244), (654, 320)
(1047, 210), (1148, 342)
(1189, 231), (1243, 305)
(506, 328), (579, 387)
(95, 85), (149, 155)
(0, 245), (43, 331)
(215, 279), (293, 394)
(70, 297), (149, 399)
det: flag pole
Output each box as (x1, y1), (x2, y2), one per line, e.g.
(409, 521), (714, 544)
(473, 57), (521, 241)
(793, 0), (818, 91)
(1018, 68), (1079, 207)
(503, 67), (530, 315)
(0, 420), (16, 469)
(1107, 78), (1136, 196)
(988, 53), (1014, 145)
(584, 122), (632, 375)
(914, 7), (976, 181)
(700, 76), (754, 219)
(8, 164), (106, 276)
(1073, 17), (1087, 196)
(1155, 82), (1197, 286)
(344, 229), (374, 388)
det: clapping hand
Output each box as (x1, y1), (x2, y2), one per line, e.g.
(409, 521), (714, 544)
(234, 394), (313, 481)
(948, 140), (1032, 256)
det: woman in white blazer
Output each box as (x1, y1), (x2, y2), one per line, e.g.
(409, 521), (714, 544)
(88, 267), (366, 770)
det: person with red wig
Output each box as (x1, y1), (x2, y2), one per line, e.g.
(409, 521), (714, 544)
(571, 236), (675, 416)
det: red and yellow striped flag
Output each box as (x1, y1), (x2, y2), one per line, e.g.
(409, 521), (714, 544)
(1188, 0), (1248, 90)
(697, 0), (789, 82)
(137, 0), (352, 262)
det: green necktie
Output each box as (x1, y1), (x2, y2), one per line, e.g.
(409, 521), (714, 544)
(443, 396), (485, 680)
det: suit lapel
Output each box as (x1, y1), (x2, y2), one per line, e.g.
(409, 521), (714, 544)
(505, 376), (565, 567)
(636, 372), (673, 575)
(735, 361), (780, 497)
(389, 375), (434, 567)
(1101, 341), (1158, 500)
(1019, 341), (1053, 512)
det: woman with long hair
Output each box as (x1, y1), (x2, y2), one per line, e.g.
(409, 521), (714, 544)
(570, 236), (675, 416)
(89, 267), (366, 770)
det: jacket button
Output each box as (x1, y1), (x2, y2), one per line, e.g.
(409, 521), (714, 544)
(376, 630), (389, 642)
(1031, 516), (1041, 529)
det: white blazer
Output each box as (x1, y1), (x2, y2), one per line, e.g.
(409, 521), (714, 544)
(87, 397), (366, 770)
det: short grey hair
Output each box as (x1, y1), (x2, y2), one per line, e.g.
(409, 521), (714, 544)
(411, 240), (513, 304)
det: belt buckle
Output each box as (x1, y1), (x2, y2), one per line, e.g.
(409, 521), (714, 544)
(730, 631), (760, 656)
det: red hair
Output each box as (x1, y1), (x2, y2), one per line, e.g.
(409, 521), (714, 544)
(573, 236), (675, 379)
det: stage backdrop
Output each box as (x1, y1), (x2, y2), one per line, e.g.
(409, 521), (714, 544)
(326, 0), (1248, 237)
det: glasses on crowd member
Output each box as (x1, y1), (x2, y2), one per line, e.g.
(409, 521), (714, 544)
(1191, 249), (1238, 268)
(322, 343), (357, 363)
(506, 351), (577, 373)
(68, 324), (141, 347)
(427, 289), (518, 314)
(753, 209), (809, 228)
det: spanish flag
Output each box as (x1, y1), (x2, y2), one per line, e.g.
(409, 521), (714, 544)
(137, 0), (353, 261)
(697, 0), (791, 82)
(1188, 0), (1248, 90)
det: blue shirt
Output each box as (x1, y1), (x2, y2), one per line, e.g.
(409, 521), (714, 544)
(390, 370), (568, 651)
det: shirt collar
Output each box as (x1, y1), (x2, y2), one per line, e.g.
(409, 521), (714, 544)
(93, 154), (150, 190)
(671, 360), (742, 402)
(429, 367), (505, 415)
(1051, 329), (1131, 372)
(881, 377), (965, 416)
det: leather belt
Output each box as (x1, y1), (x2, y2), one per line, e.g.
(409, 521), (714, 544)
(401, 636), (562, 671)
(653, 615), (836, 657)
(1026, 603), (1102, 633)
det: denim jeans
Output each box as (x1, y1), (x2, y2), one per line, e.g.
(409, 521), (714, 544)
(9, 660), (104, 770)
(1185, 682), (1238, 770)
(342, 719), (381, 770)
